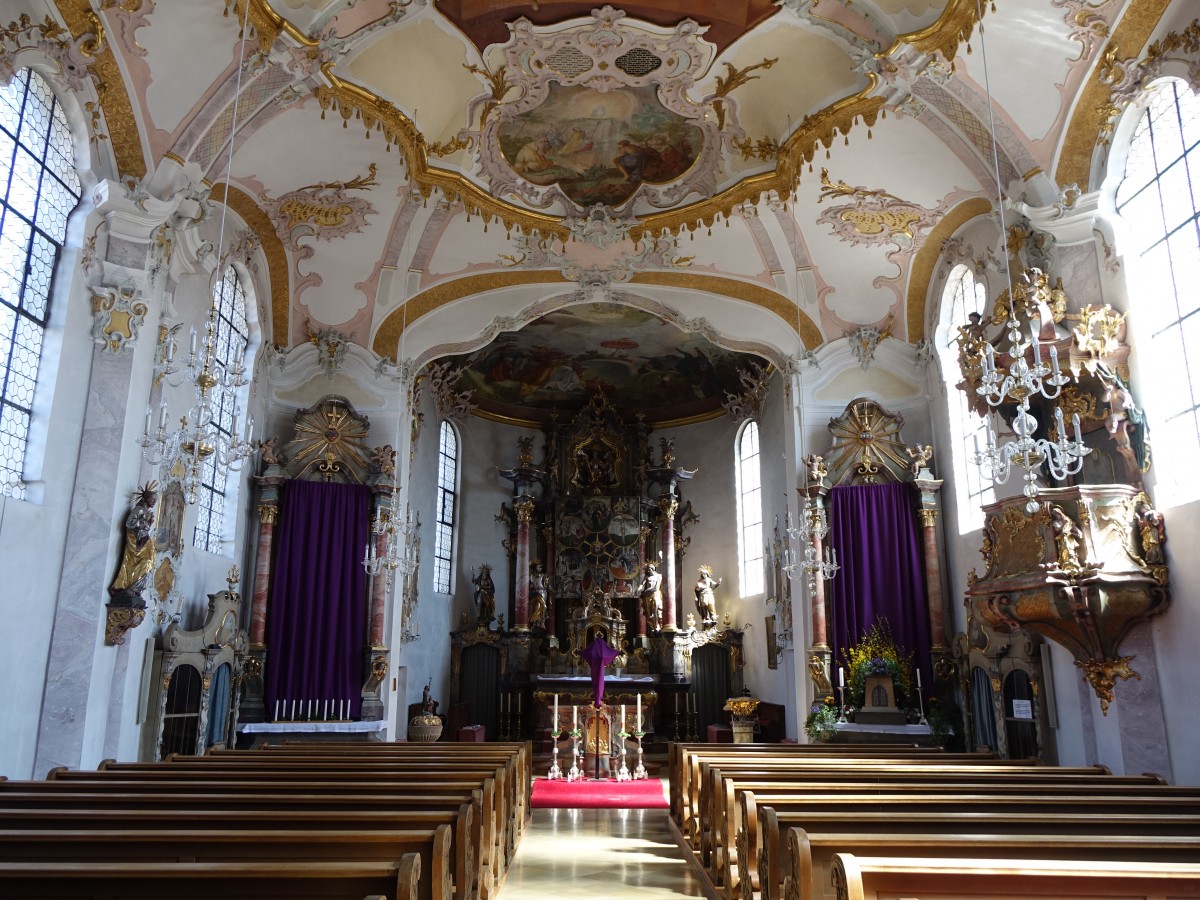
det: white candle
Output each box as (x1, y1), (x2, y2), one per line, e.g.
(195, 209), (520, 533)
(553, 694), (558, 730)
(340, 699), (345, 720)
(621, 704), (625, 734)
(572, 705), (577, 730)
(290, 700), (295, 719)
(274, 699), (279, 720)
(158, 402), (168, 430)
(838, 667), (845, 688)
(189, 327), (197, 354)
(637, 693), (642, 731)
(143, 406), (152, 435)
(324, 699), (329, 720)
(917, 669), (922, 689)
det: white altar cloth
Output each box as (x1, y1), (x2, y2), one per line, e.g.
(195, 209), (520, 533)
(238, 720), (387, 734)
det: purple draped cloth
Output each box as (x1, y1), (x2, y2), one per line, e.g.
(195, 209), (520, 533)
(580, 636), (620, 707)
(264, 480), (370, 719)
(826, 482), (932, 693)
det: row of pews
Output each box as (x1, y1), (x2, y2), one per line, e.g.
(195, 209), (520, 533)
(668, 742), (1200, 900)
(0, 740), (531, 900)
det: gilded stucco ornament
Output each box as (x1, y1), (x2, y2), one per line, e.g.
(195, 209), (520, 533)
(91, 283), (148, 353)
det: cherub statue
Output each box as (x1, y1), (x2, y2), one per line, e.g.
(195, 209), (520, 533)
(905, 444), (934, 477)
(108, 482), (158, 608)
(370, 444), (397, 477)
(258, 436), (286, 467)
(694, 565), (721, 626)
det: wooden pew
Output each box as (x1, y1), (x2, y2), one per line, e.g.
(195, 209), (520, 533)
(0, 825), (451, 900)
(826, 853), (1200, 900)
(784, 828), (1200, 900)
(755, 809), (1200, 900)
(0, 857), (422, 900)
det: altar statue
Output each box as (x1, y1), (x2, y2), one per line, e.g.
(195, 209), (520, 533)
(108, 482), (158, 608)
(694, 565), (721, 626)
(472, 564), (496, 626)
(529, 561), (548, 627)
(639, 562), (662, 630)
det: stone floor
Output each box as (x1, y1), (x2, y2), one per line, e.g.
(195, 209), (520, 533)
(497, 790), (710, 900)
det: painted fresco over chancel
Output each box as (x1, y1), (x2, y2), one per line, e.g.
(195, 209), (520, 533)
(498, 83), (703, 207)
(448, 303), (758, 424)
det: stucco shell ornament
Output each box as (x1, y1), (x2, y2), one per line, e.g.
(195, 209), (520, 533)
(463, 7), (734, 221)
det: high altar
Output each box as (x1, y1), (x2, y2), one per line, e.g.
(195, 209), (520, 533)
(450, 392), (745, 744)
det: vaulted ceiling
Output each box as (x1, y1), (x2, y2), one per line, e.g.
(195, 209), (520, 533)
(23, 0), (1147, 418)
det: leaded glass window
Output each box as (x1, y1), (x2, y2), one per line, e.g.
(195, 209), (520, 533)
(736, 419), (764, 597)
(432, 420), (457, 594)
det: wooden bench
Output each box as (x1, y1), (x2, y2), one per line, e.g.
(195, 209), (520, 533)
(827, 853), (1200, 900)
(0, 858), (422, 899)
(784, 829), (1200, 900)
(0, 825), (451, 900)
(755, 810), (1200, 900)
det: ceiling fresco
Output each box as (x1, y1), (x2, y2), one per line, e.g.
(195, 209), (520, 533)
(443, 303), (766, 425)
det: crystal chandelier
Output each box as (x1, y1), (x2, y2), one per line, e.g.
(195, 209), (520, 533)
(783, 499), (840, 594)
(140, 307), (255, 504)
(138, 8), (254, 504)
(971, 293), (1089, 513)
(965, 0), (1090, 514)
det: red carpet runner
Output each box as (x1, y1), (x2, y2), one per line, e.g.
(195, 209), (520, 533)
(530, 777), (668, 809)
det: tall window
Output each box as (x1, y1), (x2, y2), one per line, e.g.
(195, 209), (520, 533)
(432, 420), (457, 594)
(1115, 81), (1200, 489)
(942, 265), (994, 528)
(0, 69), (81, 499)
(735, 420), (764, 597)
(192, 266), (249, 552)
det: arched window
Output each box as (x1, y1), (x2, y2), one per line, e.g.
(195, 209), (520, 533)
(0, 69), (81, 499)
(940, 265), (994, 529)
(735, 420), (764, 597)
(1115, 81), (1200, 493)
(192, 266), (250, 552)
(432, 420), (458, 594)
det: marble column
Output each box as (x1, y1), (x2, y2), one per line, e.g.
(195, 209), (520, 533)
(914, 475), (948, 652)
(541, 523), (556, 639)
(658, 496), (678, 631)
(249, 503), (277, 647)
(367, 486), (394, 649)
(803, 485), (830, 656)
(34, 348), (136, 777)
(636, 524), (651, 637)
(513, 496), (534, 631)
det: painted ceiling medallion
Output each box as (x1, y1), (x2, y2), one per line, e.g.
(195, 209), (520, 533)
(467, 7), (732, 216)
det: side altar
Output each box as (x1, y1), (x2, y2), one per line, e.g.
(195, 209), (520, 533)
(450, 392), (745, 744)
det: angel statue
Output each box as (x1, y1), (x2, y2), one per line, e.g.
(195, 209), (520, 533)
(694, 565), (721, 627)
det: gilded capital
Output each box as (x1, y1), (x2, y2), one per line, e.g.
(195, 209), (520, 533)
(919, 508), (939, 528)
(658, 496), (679, 519)
(258, 504), (278, 524)
(515, 497), (535, 523)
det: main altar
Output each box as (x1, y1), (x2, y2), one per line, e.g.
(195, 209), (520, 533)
(450, 392), (745, 746)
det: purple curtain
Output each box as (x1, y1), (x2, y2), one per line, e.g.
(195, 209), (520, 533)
(581, 637), (620, 708)
(827, 482), (932, 691)
(264, 480), (370, 719)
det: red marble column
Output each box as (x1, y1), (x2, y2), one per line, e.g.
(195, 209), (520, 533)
(809, 529), (829, 649)
(541, 523), (556, 636)
(659, 496), (678, 630)
(513, 497), (534, 630)
(920, 507), (948, 649)
(249, 503), (277, 647)
(636, 525), (650, 637)
(368, 526), (389, 647)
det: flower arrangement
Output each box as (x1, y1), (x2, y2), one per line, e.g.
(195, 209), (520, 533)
(841, 618), (914, 709)
(804, 695), (840, 742)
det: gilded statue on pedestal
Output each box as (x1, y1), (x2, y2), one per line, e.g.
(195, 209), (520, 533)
(472, 563), (496, 626)
(694, 565), (721, 626)
(108, 483), (158, 608)
(639, 562), (662, 630)
(529, 561), (548, 627)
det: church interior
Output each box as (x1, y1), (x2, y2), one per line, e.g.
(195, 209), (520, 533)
(3, 0), (1200, 818)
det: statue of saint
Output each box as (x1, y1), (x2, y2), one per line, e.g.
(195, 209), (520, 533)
(472, 564), (496, 626)
(639, 562), (663, 631)
(1135, 496), (1166, 566)
(529, 562), (548, 627)
(694, 565), (721, 626)
(1050, 506), (1084, 573)
(108, 483), (158, 608)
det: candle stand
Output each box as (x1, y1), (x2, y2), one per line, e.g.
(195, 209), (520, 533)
(547, 724), (563, 780)
(566, 725), (583, 782)
(616, 727), (631, 781)
(916, 684), (928, 726)
(836, 685), (848, 723)
(633, 730), (647, 780)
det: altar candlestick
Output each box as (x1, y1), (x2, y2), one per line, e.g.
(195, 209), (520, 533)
(838, 667), (845, 688)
